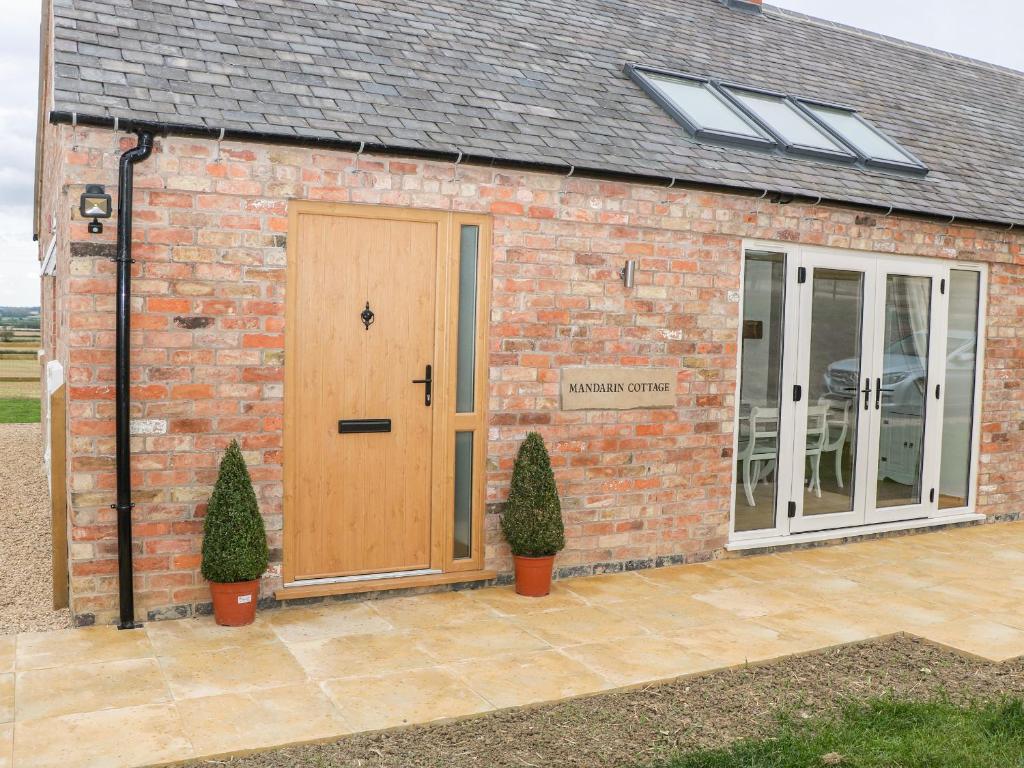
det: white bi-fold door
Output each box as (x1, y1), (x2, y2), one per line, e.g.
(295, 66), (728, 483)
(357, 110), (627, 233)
(733, 246), (982, 540)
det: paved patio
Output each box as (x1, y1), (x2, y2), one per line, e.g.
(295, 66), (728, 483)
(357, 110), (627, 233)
(2, 521), (1023, 768)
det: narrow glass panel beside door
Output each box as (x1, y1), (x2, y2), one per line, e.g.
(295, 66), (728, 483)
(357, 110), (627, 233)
(734, 251), (786, 532)
(453, 432), (473, 559)
(456, 225), (480, 414)
(809, 269), (865, 516)
(875, 275), (932, 508)
(939, 270), (981, 508)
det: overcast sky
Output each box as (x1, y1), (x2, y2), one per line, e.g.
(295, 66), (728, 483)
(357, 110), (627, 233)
(0, 1), (1021, 307)
(0, 4), (45, 308)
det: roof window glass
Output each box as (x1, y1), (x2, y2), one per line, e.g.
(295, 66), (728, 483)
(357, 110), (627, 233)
(801, 103), (924, 170)
(627, 63), (927, 176)
(634, 69), (774, 147)
(725, 88), (854, 160)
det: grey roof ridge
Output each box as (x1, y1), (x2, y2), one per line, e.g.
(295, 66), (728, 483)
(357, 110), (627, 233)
(765, 4), (1024, 81)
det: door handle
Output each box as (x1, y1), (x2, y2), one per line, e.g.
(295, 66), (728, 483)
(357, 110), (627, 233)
(412, 364), (432, 406)
(861, 377), (872, 411)
(875, 377), (882, 410)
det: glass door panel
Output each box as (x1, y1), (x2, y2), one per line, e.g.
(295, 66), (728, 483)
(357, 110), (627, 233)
(865, 261), (945, 525)
(734, 251), (788, 533)
(938, 270), (981, 509)
(790, 258), (874, 532)
(874, 274), (932, 508)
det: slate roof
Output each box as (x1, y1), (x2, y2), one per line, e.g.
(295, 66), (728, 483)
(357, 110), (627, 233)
(49, 0), (1024, 225)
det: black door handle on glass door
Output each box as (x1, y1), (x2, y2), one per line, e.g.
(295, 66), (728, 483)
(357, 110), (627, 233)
(861, 377), (872, 411)
(875, 379), (897, 410)
(412, 364), (432, 406)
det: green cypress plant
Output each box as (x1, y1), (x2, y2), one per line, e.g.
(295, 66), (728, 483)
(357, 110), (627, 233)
(501, 432), (565, 557)
(201, 440), (269, 584)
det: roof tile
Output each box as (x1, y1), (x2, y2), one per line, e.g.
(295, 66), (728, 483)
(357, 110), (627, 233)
(49, 0), (1024, 224)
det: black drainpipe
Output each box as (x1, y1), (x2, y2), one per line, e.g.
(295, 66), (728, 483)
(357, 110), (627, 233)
(115, 131), (154, 630)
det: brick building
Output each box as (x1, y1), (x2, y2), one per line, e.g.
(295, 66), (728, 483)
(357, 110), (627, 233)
(34, 0), (1024, 626)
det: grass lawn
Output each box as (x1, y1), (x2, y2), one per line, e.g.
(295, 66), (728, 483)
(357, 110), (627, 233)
(661, 699), (1024, 768)
(0, 398), (40, 424)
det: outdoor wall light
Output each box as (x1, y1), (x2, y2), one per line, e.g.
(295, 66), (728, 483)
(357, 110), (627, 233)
(79, 184), (112, 234)
(618, 259), (636, 289)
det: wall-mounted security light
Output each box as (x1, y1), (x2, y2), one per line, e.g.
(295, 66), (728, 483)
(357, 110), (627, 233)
(79, 184), (112, 234)
(618, 259), (636, 289)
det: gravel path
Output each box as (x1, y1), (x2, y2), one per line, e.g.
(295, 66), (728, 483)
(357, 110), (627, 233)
(189, 635), (1024, 768)
(0, 423), (72, 635)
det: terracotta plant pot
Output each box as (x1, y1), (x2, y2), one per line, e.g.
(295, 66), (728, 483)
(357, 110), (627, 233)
(209, 579), (260, 626)
(513, 554), (555, 597)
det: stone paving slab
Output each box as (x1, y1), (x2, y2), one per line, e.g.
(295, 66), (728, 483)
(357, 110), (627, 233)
(6, 521), (1024, 767)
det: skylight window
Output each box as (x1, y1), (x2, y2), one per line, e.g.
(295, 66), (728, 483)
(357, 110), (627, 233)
(630, 68), (774, 149)
(723, 87), (855, 162)
(625, 63), (928, 177)
(800, 102), (926, 172)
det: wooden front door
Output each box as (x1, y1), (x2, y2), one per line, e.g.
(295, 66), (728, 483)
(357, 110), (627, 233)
(286, 204), (448, 581)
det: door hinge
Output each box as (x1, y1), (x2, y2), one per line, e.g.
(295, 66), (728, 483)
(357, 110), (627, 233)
(797, 266), (807, 284)
(787, 501), (797, 518)
(793, 384), (803, 402)
(940, 278), (946, 294)
(935, 383), (941, 399)
(929, 488), (936, 503)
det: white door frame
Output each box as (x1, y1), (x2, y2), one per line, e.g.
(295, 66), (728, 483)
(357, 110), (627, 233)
(729, 240), (987, 544)
(788, 249), (877, 533)
(862, 256), (947, 525)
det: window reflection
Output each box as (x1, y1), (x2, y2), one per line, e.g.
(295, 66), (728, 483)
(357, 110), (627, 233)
(939, 271), (980, 508)
(810, 269), (864, 515)
(734, 252), (786, 532)
(875, 275), (931, 508)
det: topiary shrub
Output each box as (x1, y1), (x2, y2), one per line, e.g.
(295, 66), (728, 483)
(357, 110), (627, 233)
(501, 432), (565, 558)
(201, 440), (269, 584)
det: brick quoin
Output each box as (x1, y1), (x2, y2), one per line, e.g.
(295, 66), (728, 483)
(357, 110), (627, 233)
(39, 126), (1024, 625)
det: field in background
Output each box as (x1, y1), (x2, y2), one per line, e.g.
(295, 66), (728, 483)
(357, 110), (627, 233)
(0, 308), (42, 424)
(0, 381), (38, 398)
(0, 357), (39, 379)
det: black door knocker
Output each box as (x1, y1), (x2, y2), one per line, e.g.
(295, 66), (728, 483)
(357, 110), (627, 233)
(360, 301), (375, 330)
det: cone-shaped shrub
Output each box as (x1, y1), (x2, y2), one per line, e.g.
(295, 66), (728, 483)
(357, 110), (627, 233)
(501, 432), (565, 557)
(201, 440), (269, 584)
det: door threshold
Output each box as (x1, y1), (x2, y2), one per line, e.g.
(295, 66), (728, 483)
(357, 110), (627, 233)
(727, 512), (985, 552)
(286, 568), (442, 587)
(275, 568), (497, 601)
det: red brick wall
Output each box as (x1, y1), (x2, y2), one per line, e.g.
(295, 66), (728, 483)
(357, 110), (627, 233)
(45, 127), (1024, 624)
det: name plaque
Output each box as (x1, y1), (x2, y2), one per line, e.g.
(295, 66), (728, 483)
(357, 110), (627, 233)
(560, 367), (676, 411)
